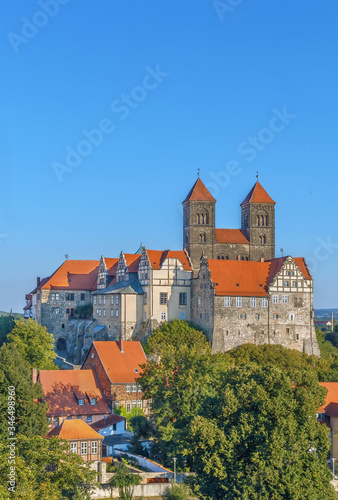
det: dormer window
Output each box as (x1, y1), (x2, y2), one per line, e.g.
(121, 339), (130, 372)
(90, 398), (97, 406)
(78, 398), (84, 406)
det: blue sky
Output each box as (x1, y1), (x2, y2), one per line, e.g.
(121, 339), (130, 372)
(0, 0), (337, 312)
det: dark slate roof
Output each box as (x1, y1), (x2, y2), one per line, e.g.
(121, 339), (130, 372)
(92, 279), (143, 295)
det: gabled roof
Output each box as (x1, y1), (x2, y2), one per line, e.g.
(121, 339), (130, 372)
(265, 257), (312, 282)
(90, 414), (126, 431)
(318, 382), (338, 415)
(240, 181), (276, 205)
(30, 276), (50, 294)
(215, 229), (249, 245)
(183, 178), (216, 203)
(47, 419), (103, 440)
(40, 260), (100, 291)
(146, 249), (192, 271)
(124, 254), (142, 273)
(87, 341), (147, 384)
(38, 369), (110, 417)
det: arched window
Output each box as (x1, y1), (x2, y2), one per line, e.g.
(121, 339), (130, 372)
(257, 215), (261, 226)
(199, 233), (206, 243)
(259, 235), (266, 244)
(256, 210), (268, 227)
(196, 211), (209, 225)
(197, 214), (201, 224)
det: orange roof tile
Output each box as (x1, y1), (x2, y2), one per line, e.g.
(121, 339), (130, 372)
(241, 181), (276, 205)
(183, 178), (216, 203)
(208, 259), (271, 296)
(146, 249), (192, 270)
(38, 369), (110, 417)
(47, 419), (103, 440)
(105, 258), (119, 276)
(88, 341), (147, 384)
(41, 260), (100, 291)
(215, 229), (249, 244)
(124, 254), (142, 273)
(318, 382), (338, 414)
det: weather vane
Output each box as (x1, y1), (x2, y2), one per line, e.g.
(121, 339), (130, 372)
(197, 168), (200, 177)
(280, 248), (284, 257)
(256, 170), (259, 179)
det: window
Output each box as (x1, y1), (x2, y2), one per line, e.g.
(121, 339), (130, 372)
(87, 415), (92, 422)
(126, 402), (132, 412)
(91, 441), (98, 454)
(296, 334), (300, 340)
(255, 313), (260, 320)
(103, 309), (106, 317)
(161, 312), (166, 321)
(138, 384), (142, 391)
(282, 295), (288, 304)
(70, 442), (77, 454)
(66, 293), (74, 301)
(78, 398), (84, 406)
(90, 398), (97, 405)
(99, 296), (102, 305)
(299, 315), (303, 321)
(238, 314), (247, 319)
(272, 295), (279, 304)
(284, 281), (289, 288)
(160, 293), (168, 305)
(199, 233), (206, 243)
(273, 314), (279, 320)
(205, 313), (209, 320)
(80, 293), (85, 301)
(115, 309), (119, 318)
(144, 313), (147, 321)
(51, 293), (60, 301)
(289, 314), (295, 321)
(198, 297), (202, 306)
(180, 312), (186, 320)
(111, 309), (114, 317)
(292, 282), (297, 288)
(132, 385), (137, 392)
(224, 297), (230, 307)
(286, 328), (290, 334)
(262, 298), (268, 307)
(236, 297), (242, 307)
(51, 307), (60, 314)
(250, 297), (256, 307)
(132, 400), (137, 408)
(112, 423), (117, 431)
(91, 353), (94, 359)
(80, 442), (87, 455)
(317, 413), (325, 420)
(94, 297), (97, 305)
(66, 416), (72, 420)
(126, 385), (131, 393)
(116, 296), (119, 305)
(103, 296), (106, 305)
(111, 296), (114, 305)
(179, 293), (187, 306)
(98, 309), (102, 317)
(137, 400), (143, 409)
(143, 292), (147, 304)
(53, 417), (58, 424)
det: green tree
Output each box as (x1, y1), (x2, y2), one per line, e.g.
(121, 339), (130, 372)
(162, 482), (189, 500)
(7, 318), (57, 370)
(74, 303), (93, 319)
(108, 459), (141, 500)
(0, 343), (48, 440)
(0, 315), (15, 346)
(185, 365), (335, 500)
(0, 435), (98, 499)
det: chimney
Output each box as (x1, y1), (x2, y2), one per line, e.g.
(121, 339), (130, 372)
(237, 255), (241, 261)
(118, 334), (124, 353)
(260, 257), (265, 262)
(32, 368), (38, 384)
(37, 277), (41, 287)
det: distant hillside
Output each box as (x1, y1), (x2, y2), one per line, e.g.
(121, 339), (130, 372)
(315, 309), (338, 320)
(0, 311), (23, 320)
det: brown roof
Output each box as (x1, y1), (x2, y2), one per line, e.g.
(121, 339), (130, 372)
(146, 249), (192, 270)
(90, 414), (126, 431)
(47, 419), (103, 440)
(38, 369), (110, 417)
(318, 382), (338, 414)
(241, 181), (276, 205)
(30, 276), (50, 294)
(87, 341), (147, 384)
(183, 178), (216, 203)
(215, 229), (249, 244)
(40, 260), (100, 291)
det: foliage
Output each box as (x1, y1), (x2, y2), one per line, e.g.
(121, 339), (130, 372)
(130, 415), (153, 439)
(108, 459), (141, 500)
(7, 318), (57, 370)
(315, 329), (338, 381)
(0, 435), (98, 499)
(185, 365), (335, 500)
(74, 303), (93, 320)
(162, 482), (189, 500)
(0, 315), (15, 346)
(0, 343), (48, 440)
(113, 405), (145, 430)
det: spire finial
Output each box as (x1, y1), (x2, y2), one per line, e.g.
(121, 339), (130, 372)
(256, 171), (259, 180)
(197, 168), (200, 177)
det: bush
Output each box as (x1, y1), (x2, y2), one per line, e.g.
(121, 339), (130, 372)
(163, 482), (189, 500)
(74, 303), (93, 319)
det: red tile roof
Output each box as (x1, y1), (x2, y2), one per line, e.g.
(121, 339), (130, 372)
(183, 178), (216, 203)
(215, 229), (249, 244)
(38, 369), (110, 417)
(30, 276), (51, 294)
(47, 419), (103, 440)
(90, 414), (126, 432)
(318, 382), (338, 415)
(41, 260), (100, 291)
(241, 181), (276, 205)
(124, 254), (142, 273)
(146, 249), (192, 270)
(88, 341), (147, 384)
(208, 257), (312, 296)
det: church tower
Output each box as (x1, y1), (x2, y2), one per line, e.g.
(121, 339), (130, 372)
(241, 181), (276, 261)
(183, 177), (216, 270)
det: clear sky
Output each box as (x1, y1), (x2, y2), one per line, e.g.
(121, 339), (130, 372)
(1, 0), (337, 312)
